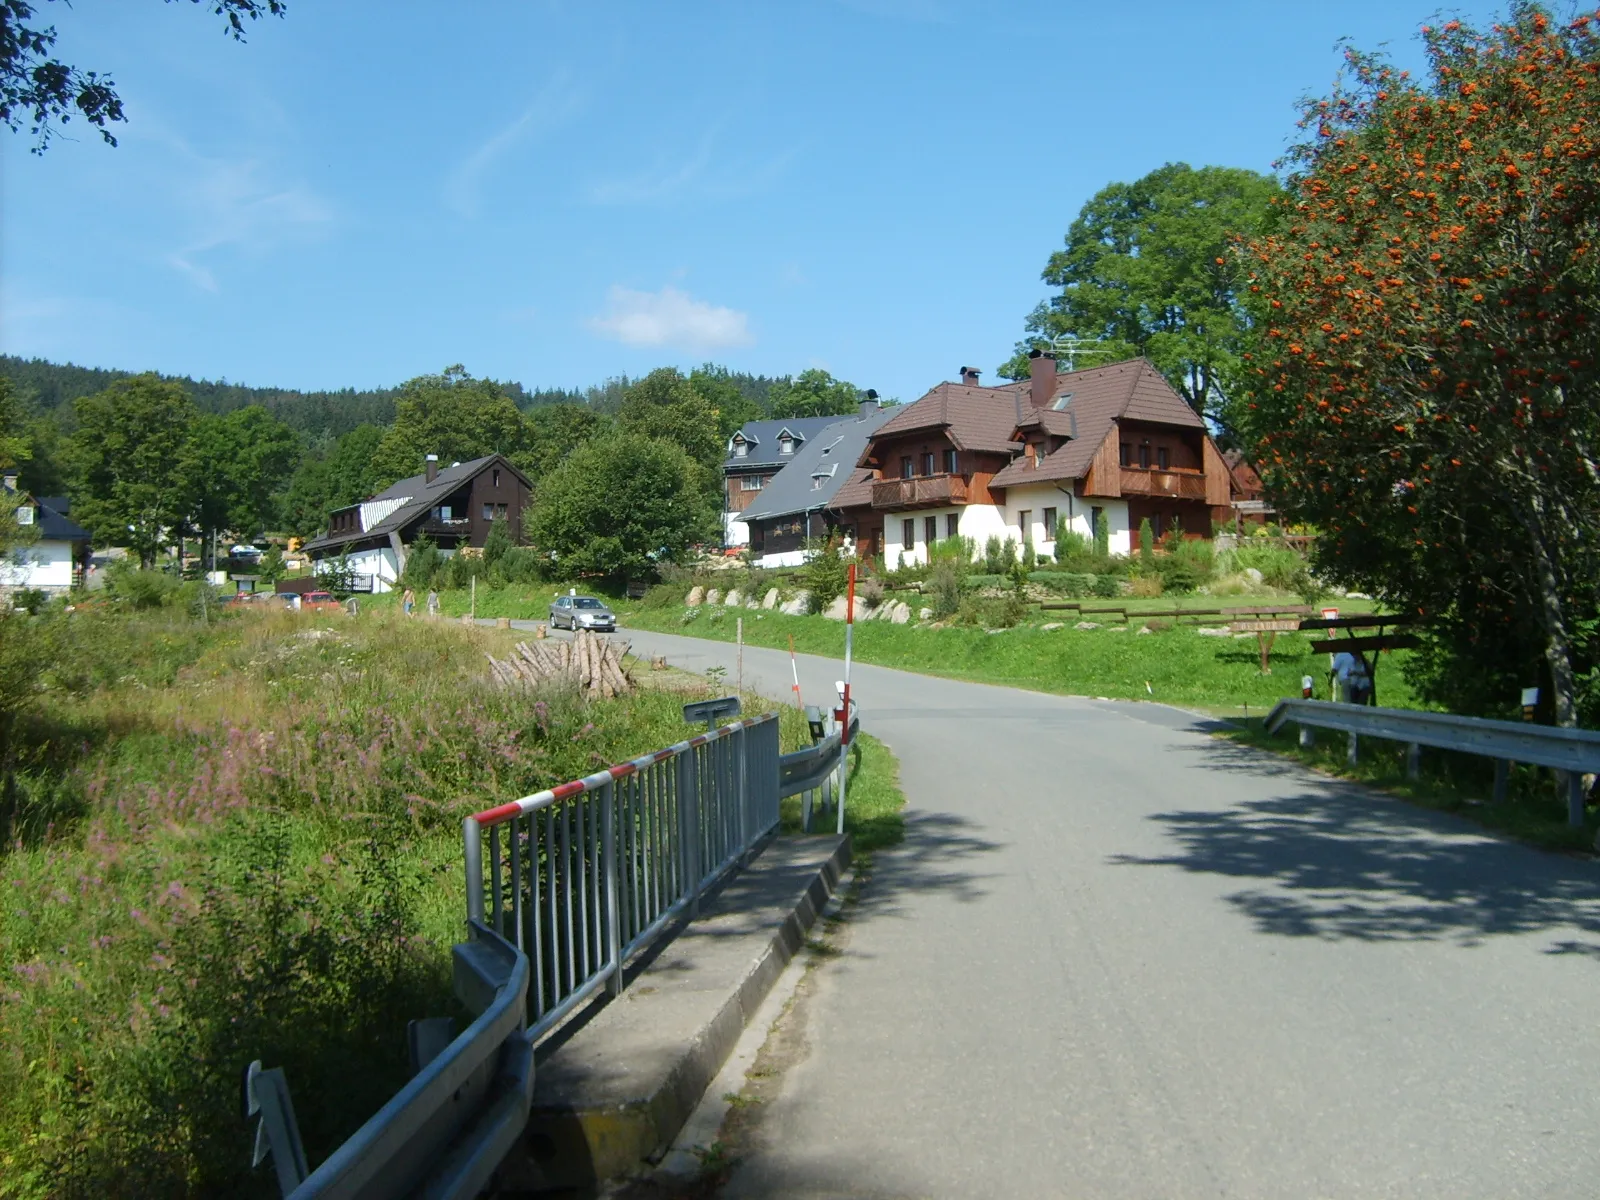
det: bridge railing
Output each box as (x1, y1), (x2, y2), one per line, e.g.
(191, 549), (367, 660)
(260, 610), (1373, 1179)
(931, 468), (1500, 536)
(1265, 698), (1600, 825)
(463, 713), (782, 1041)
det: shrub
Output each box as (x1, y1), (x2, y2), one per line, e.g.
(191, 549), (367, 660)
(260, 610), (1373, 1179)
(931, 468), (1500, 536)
(104, 564), (181, 609)
(1089, 574), (1121, 598)
(639, 581), (689, 610)
(856, 577), (885, 610)
(1138, 518), (1155, 570)
(1227, 543), (1308, 590)
(1021, 539), (1037, 570)
(1094, 509), (1110, 557)
(928, 557), (964, 618)
(928, 535), (977, 570)
(1053, 528), (1092, 565)
(1156, 538), (1214, 594)
(482, 517), (513, 566)
(1028, 571), (1098, 597)
(402, 535), (442, 589)
(803, 539), (848, 613)
(1128, 574), (1164, 598)
(957, 589), (1026, 628)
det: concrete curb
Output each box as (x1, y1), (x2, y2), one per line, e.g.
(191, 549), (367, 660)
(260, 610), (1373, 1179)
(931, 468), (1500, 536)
(498, 834), (852, 1193)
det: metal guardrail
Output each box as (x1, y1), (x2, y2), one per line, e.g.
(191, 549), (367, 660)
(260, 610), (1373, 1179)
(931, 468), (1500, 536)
(779, 707), (859, 832)
(1265, 698), (1600, 825)
(245, 921), (535, 1199)
(463, 713), (781, 1041)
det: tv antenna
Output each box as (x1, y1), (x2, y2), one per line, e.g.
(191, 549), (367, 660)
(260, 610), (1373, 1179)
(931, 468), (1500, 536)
(1045, 335), (1115, 372)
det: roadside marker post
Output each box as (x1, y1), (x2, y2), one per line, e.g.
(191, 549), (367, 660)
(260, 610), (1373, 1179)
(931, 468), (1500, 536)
(789, 635), (803, 707)
(837, 564), (855, 836)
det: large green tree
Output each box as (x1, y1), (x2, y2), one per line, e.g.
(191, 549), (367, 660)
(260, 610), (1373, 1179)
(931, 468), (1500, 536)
(519, 403), (606, 482)
(369, 366), (528, 487)
(689, 363), (762, 439)
(281, 423), (386, 539)
(2, 0), (285, 152)
(66, 374), (196, 566)
(527, 432), (714, 581)
(181, 404), (299, 541)
(1236, 7), (1600, 728)
(617, 368), (723, 476)
(1005, 162), (1281, 421)
(766, 368), (862, 420)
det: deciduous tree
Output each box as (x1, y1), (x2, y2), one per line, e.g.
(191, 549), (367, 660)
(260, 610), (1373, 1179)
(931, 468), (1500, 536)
(181, 404), (299, 540)
(66, 374), (196, 567)
(1237, 5), (1600, 726)
(369, 366), (527, 487)
(1006, 163), (1281, 421)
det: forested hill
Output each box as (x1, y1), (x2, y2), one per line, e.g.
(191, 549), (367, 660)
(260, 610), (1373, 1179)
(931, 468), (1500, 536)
(0, 355), (783, 437)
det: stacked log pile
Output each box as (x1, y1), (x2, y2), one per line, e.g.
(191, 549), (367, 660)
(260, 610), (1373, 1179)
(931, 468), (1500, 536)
(485, 630), (633, 697)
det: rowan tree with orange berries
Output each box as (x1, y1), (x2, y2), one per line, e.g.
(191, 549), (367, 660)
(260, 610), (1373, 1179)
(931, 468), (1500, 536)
(1237, 4), (1600, 728)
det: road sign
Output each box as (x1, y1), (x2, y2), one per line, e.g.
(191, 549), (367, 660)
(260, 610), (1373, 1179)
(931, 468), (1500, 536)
(683, 696), (741, 728)
(1229, 619), (1304, 633)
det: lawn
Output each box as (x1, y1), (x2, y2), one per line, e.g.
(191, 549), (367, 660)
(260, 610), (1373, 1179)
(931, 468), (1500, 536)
(622, 598), (1421, 717)
(0, 604), (841, 1197)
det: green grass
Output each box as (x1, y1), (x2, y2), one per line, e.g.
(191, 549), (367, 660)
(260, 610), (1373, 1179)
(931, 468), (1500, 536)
(623, 601), (1421, 716)
(1224, 719), (1597, 853)
(775, 732), (905, 857)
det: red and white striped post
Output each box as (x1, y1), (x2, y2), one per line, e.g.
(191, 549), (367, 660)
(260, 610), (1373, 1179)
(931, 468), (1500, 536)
(837, 563), (855, 836)
(788, 634), (803, 708)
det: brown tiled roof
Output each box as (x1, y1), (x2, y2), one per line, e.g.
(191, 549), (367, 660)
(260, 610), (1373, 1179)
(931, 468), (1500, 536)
(828, 467), (878, 512)
(858, 379), (1031, 461)
(989, 358), (1201, 489)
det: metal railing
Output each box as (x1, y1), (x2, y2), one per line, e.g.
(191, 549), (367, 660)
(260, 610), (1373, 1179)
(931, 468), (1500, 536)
(463, 714), (781, 1041)
(780, 707), (859, 832)
(1265, 699), (1600, 825)
(245, 921), (535, 1199)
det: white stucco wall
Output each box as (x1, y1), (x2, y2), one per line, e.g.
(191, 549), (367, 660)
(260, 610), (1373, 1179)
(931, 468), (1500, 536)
(882, 495), (1134, 567)
(1, 539), (77, 591)
(321, 546), (401, 593)
(753, 548), (809, 569)
(724, 511), (751, 546)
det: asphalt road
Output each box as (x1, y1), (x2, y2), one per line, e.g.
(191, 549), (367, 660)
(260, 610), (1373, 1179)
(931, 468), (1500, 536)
(587, 624), (1600, 1198)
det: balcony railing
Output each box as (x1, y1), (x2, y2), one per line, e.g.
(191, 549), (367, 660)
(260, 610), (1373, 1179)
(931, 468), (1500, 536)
(1119, 467), (1207, 501)
(419, 516), (472, 537)
(871, 473), (969, 510)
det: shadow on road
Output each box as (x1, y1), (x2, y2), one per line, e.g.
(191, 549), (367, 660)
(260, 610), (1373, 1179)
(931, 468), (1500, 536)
(1110, 736), (1600, 950)
(849, 810), (1002, 919)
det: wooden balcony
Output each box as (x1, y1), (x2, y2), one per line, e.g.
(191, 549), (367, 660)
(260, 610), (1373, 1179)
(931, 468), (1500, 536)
(1120, 467), (1207, 501)
(871, 473), (969, 510)
(418, 516), (472, 538)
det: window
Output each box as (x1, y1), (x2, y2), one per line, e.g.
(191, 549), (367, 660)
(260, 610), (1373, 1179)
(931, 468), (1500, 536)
(1018, 510), (1031, 540)
(1050, 392), (1073, 411)
(1156, 447), (1169, 471)
(497, 504), (508, 519)
(734, 440), (749, 458)
(902, 518), (915, 549)
(901, 456), (914, 479)
(482, 504), (494, 521)
(920, 451), (935, 476)
(492, 468), (501, 488)
(1091, 505), (1104, 539)
(1151, 513), (1163, 539)
(946, 513), (958, 538)
(1120, 442), (1132, 467)
(1043, 507), (1057, 540)
(924, 516), (937, 544)
(779, 436), (795, 455)
(1138, 443), (1152, 469)
(16, 505), (33, 526)
(943, 447), (958, 473)
(741, 476), (764, 491)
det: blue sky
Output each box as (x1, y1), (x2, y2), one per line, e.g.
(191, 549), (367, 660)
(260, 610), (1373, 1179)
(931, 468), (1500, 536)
(1, 0), (1505, 403)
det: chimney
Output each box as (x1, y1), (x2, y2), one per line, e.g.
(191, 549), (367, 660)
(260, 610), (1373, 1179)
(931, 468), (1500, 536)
(1029, 349), (1058, 410)
(959, 365), (982, 387)
(425, 454), (438, 484)
(859, 388), (879, 417)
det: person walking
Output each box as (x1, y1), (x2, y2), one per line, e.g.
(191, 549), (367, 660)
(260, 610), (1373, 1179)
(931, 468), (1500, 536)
(1331, 650), (1373, 706)
(402, 587), (415, 617)
(427, 588), (440, 617)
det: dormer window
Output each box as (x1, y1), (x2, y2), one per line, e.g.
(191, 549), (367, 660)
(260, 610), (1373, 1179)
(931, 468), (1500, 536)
(778, 436), (794, 455)
(734, 440), (749, 458)
(16, 504), (33, 525)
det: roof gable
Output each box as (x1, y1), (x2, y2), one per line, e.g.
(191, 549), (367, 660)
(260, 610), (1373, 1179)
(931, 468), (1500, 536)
(742, 407), (896, 521)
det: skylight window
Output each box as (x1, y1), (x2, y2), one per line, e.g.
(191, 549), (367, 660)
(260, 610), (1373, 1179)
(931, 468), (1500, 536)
(1050, 392), (1074, 411)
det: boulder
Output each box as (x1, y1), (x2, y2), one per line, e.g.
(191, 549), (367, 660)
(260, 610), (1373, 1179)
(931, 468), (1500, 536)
(919, 607), (933, 621)
(1136, 626), (1153, 636)
(822, 595), (850, 620)
(1040, 622), (1064, 631)
(1244, 568), (1264, 586)
(1196, 626), (1231, 638)
(762, 588), (779, 609)
(889, 601), (911, 624)
(779, 591), (811, 616)
(724, 589), (742, 608)
(747, 595), (761, 609)
(686, 586), (705, 606)
(705, 588), (722, 606)
(1075, 621), (1101, 630)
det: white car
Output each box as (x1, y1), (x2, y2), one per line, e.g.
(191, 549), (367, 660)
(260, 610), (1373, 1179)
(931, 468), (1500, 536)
(549, 594), (616, 631)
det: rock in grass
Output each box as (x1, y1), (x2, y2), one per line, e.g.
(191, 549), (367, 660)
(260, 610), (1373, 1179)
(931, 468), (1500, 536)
(705, 588), (722, 606)
(779, 591), (810, 615)
(919, 607), (933, 620)
(1075, 621), (1101, 630)
(889, 601), (911, 624)
(686, 586), (705, 606)
(762, 588), (779, 609)
(1196, 626), (1231, 637)
(1040, 622), (1064, 631)
(823, 595), (849, 620)
(1137, 626), (1153, 635)
(724, 589), (742, 608)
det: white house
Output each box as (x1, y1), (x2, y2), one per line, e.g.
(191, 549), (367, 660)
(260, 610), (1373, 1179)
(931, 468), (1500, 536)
(1, 478), (92, 596)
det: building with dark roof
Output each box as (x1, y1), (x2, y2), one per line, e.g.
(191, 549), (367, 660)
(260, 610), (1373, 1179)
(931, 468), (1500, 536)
(1, 477), (91, 595)
(828, 356), (1237, 566)
(738, 400), (895, 566)
(722, 416), (844, 546)
(302, 453), (531, 592)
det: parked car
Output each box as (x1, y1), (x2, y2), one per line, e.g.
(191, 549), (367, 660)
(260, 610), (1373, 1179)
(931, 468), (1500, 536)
(231, 544), (264, 563)
(275, 592), (302, 610)
(548, 594), (616, 631)
(302, 591), (341, 612)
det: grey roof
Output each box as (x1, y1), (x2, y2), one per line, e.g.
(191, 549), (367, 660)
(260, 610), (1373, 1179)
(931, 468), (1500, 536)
(303, 453), (527, 553)
(741, 406), (896, 522)
(32, 495), (90, 543)
(725, 417), (841, 470)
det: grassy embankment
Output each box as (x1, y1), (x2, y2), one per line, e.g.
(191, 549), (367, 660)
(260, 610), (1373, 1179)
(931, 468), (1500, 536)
(0, 603), (899, 1197)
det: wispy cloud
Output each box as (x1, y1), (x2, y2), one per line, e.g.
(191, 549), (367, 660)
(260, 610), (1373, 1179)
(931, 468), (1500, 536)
(167, 157), (332, 292)
(447, 72), (584, 218)
(589, 127), (799, 206)
(587, 285), (753, 352)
